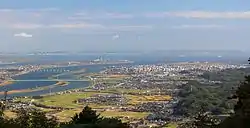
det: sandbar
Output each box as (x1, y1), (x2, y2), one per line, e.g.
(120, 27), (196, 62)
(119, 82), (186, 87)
(0, 81), (13, 86)
(0, 81), (70, 95)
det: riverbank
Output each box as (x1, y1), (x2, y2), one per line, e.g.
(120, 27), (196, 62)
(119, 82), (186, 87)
(0, 81), (14, 86)
(0, 88), (33, 95)
(0, 81), (70, 95)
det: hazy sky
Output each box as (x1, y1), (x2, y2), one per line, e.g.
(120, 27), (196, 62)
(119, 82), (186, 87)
(1, 0), (250, 52)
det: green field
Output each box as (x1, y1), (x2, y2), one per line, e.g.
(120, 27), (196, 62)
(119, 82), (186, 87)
(163, 123), (178, 128)
(14, 73), (166, 123)
(30, 92), (104, 108)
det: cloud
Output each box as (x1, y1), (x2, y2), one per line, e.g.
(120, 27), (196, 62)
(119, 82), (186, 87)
(110, 25), (153, 31)
(8, 23), (152, 31)
(105, 13), (134, 19)
(48, 24), (152, 31)
(0, 8), (150, 32)
(0, 9), (13, 12)
(112, 34), (120, 40)
(11, 23), (44, 29)
(0, 8), (59, 12)
(146, 11), (250, 19)
(70, 11), (134, 20)
(67, 16), (93, 20)
(5, 23), (104, 29)
(172, 24), (225, 29)
(14, 32), (32, 38)
(0, 8), (60, 29)
(30, 8), (60, 12)
(49, 23), (105, 29)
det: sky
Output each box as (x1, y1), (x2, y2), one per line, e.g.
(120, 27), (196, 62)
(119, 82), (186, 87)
(1, 0), (250, 52)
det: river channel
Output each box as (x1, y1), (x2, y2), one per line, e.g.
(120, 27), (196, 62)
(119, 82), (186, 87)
(0, 64), (116, 98)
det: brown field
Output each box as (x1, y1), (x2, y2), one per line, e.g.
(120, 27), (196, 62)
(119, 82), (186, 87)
(126, 95), (172, 105)
(4, 110), (17, 118)
(104, 74), (130, 78)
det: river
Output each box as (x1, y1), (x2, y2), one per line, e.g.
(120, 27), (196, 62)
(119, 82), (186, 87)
(0, 64), (124, 98)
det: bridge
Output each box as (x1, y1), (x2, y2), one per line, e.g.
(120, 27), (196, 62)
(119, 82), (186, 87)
(31, 69), (71, 73)
(9, 79), (89, 82)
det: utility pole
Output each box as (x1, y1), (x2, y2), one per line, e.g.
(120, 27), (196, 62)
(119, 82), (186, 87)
(3, 90), (7, 111)
(121, 91), (124, 106)
(49, 87), (52, 96)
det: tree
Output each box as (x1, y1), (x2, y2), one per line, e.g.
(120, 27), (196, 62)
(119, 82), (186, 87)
(0, 108), (59, 128)
(219, 59), (250, 128)
(0, 102), (4, 118)
(178, 112), (220, 128)
(96, 117), (130, 128)
(0, 102), (4, 125)
(64, 118), (130, 128)
(64, 106), (131, 128)
(70, 106), (100, 124)
(14, 108), (59, 128)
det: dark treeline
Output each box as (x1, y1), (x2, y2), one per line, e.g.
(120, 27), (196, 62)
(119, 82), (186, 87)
(174, 80), (235, 116)
(177, 74), (250, 128)
(176, 59), (250, 128)
(174, 67), (250, 117)
(0, 105), (130, 128)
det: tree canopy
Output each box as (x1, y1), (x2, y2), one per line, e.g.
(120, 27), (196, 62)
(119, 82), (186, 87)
(63, 106), (130, 128)
(219, 75), (250, 128)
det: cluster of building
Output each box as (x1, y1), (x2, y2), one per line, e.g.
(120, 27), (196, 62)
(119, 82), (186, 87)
(100, 62), (244, 91)
(74, 94), (128, 106)
(0, 64), (57, 83)
(104, 62), (243, 75)
(90, 62), (246, 126)
(1, 99), (37, 112)
(0, 69), (21, 81)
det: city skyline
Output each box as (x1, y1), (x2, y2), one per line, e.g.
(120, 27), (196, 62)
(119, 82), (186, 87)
(0, 0), (250, 52)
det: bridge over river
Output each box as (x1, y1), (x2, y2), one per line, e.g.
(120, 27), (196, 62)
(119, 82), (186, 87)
(9, 79), (89, 82)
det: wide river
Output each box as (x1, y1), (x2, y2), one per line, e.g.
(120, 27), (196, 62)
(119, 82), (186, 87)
(0, 64), (123, 98)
